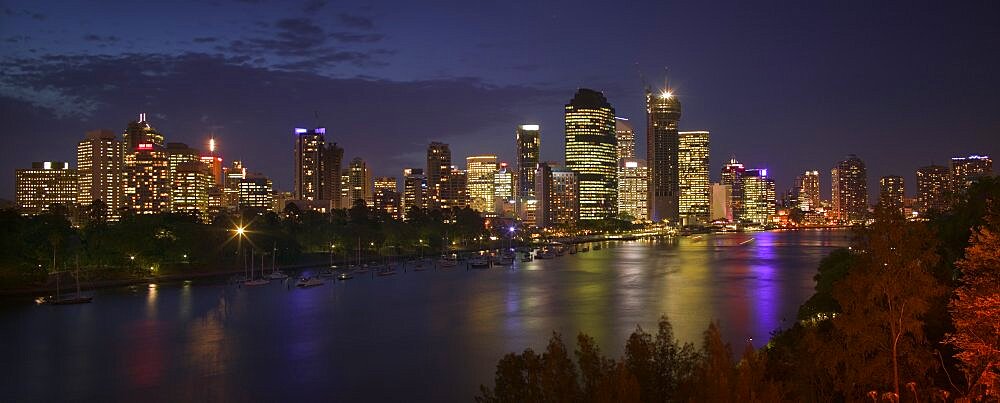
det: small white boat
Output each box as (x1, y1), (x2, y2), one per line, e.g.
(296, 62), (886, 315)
(338, 272), (354, 280)
(535, 250), (556, 259)
(376, 267), (397, 276)
(244, 278), (271, 286)
(469, 256), (490, 268)
(296, 277), (324, 288)
(438, 258), (458, 268)
(267, 270), (288, 279)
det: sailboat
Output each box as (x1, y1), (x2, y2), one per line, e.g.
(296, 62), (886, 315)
(244, 251), (271, 286)
(49, 258), (92, 305)
(267, 244), (288, 279)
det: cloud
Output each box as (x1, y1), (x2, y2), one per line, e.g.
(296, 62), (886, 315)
(338, 13), (374, 30)
(328, 32), (384, 43)
(82, 34), (120, 43)
(302, 0), (327, 13)
(0, 52), (561, 197)
(192, 36), (218, 43)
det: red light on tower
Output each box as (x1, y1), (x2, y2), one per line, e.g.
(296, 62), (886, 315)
(137, 143), (153, 150)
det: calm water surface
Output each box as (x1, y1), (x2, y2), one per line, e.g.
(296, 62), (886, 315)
(1, 229), (848, 402)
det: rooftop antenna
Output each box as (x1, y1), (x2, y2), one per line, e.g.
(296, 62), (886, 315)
(664, 66), (670, 91)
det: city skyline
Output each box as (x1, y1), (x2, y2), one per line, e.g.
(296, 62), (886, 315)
(1, 1), (998, 201)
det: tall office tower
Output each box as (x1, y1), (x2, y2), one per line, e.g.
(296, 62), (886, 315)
(709, 183), (733, 222)
(166, 143), (201, 208)
(373, 176), (401, 218)
(293, 127), (327, 201)
(617, 158), (648, 222)
(515, 124), (540, 200)
(646, 87), (682, 223)
(466, 155), (498, 213)
(740, 168), (775, 228)
(878, 175), (905, 215)
(493, 163), (515, 214)
(171, 161), (211, 221)
(15, 161), (78, 215)
(223, 160), (246, 211)
(323, 142), (344, 207)
(950, 154), (993, 196)
(426, 142), (452, 207)
(77, 129), (124, 218)
(615, 117), (635, 160)
(124, 142), (171, 215)
(347, 157), (372, 206)
(795, 171), (821, 211)
(565, 88), (617, 220)
(678, 131), (710, 225)
(832, 154), (868, 224)
(401, 168), (427, 218)
(200, 155), (224, 187)
(238, 174), (273, 211)
(535, 162), (579, 228)
(720, 158), (745, 220)
(916, 165), (950, 214)
(122, 113), (164, 151)
(439, 168), (468, 209)
(339, 169), (351, 208)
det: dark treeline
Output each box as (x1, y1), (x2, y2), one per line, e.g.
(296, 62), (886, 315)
(479, 178), (1000, 402)
(0, 199), (493, 288)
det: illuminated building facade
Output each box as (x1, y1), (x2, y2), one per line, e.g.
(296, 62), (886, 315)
(439, 168), (468, 209)
(678, 131), (710, 225)
(515, 124), (540, 200)
(615, 117), (635, 160)
(466, 155), (498, 213)
(76, 129), (124, 219)
(950, 154), (993, 195)
(720, 158), (745, 220)
(124, 143), (171, 215)
(223, 160), (245, 211)
(832, 154), (868, 224)
(200, 155), (224, 187)
(646, 87), (682, 222)
(122, 113), (164, 150)
(171, 161), (211, 221)
(796, 171), (821, 211)
(293, 127), (332, 201)
(740, 168), (775, 228)
(493, 163), (514, 215)
(535, 163), (579, 228)
(564, 88), (617, 220)
(402, 168), (427, 218)
(238, 174), (273, 211)
(348, 157), (372, 207)
(426, 142), (451, 208)
(15, 161), (77, 215)
(709, 183), (732, 222)
(878, 175), (905, 215)
(916, 165), (950, 213)
(373, 176), (401, 218)
(323, 142), (344, 208)
(617, 158), (648, 222)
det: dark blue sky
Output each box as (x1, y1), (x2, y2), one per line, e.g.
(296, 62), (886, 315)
(2, 0), (997, 200)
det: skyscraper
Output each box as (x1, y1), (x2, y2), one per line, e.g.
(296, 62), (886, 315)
(493, 163), (514, 214)
(878, 175), (905, 215)
(678, 131), (710, 225)
(466, 155), (498, 213)
(293, 127), (326, 201)
(401, 168), (427, 218)
(796, 171), (821, 211)
(171, 161), (211, 221)
(15, 161), (77, 215)
(347, 157), (372, 206)
(426, 142), (451, 208)
(615, 117), (635, 160)
(564, 88), (617, 220)
(950, 154), (993, 196)
(373, 176), (401, 218)
(515, 125), (540, 200)
(709, 183), (733, 222)
(122, 113), (164, 151)
(76, 129), (124, 219)
(323, 142), (344, 207)
(535, 162), (579, 228)
(439, 167), (467, 209)
(646, 87), (682, 223)
(238, 174), (273, 211)
(617, 158), (648, 222)
(124, 142), (171, 215)
(916, 165), (950, 214)
(720, 158), (745, 221)
(832, 155), (868, 224)
(740, 169), (775, 228)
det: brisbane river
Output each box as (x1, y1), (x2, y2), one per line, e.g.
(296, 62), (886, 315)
(1, 229), (849, 402)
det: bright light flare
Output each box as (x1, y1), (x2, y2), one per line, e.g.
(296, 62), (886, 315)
(659, 90), (673, 99)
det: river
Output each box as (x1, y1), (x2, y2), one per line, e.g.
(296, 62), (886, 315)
(1, 229), (849, 402)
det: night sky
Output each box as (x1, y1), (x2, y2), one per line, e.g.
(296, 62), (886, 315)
(2, 0), (998, 201)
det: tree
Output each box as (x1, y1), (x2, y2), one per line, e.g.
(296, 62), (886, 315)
(948, 210), (1000, 399)
(821, 212), (948, 398)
